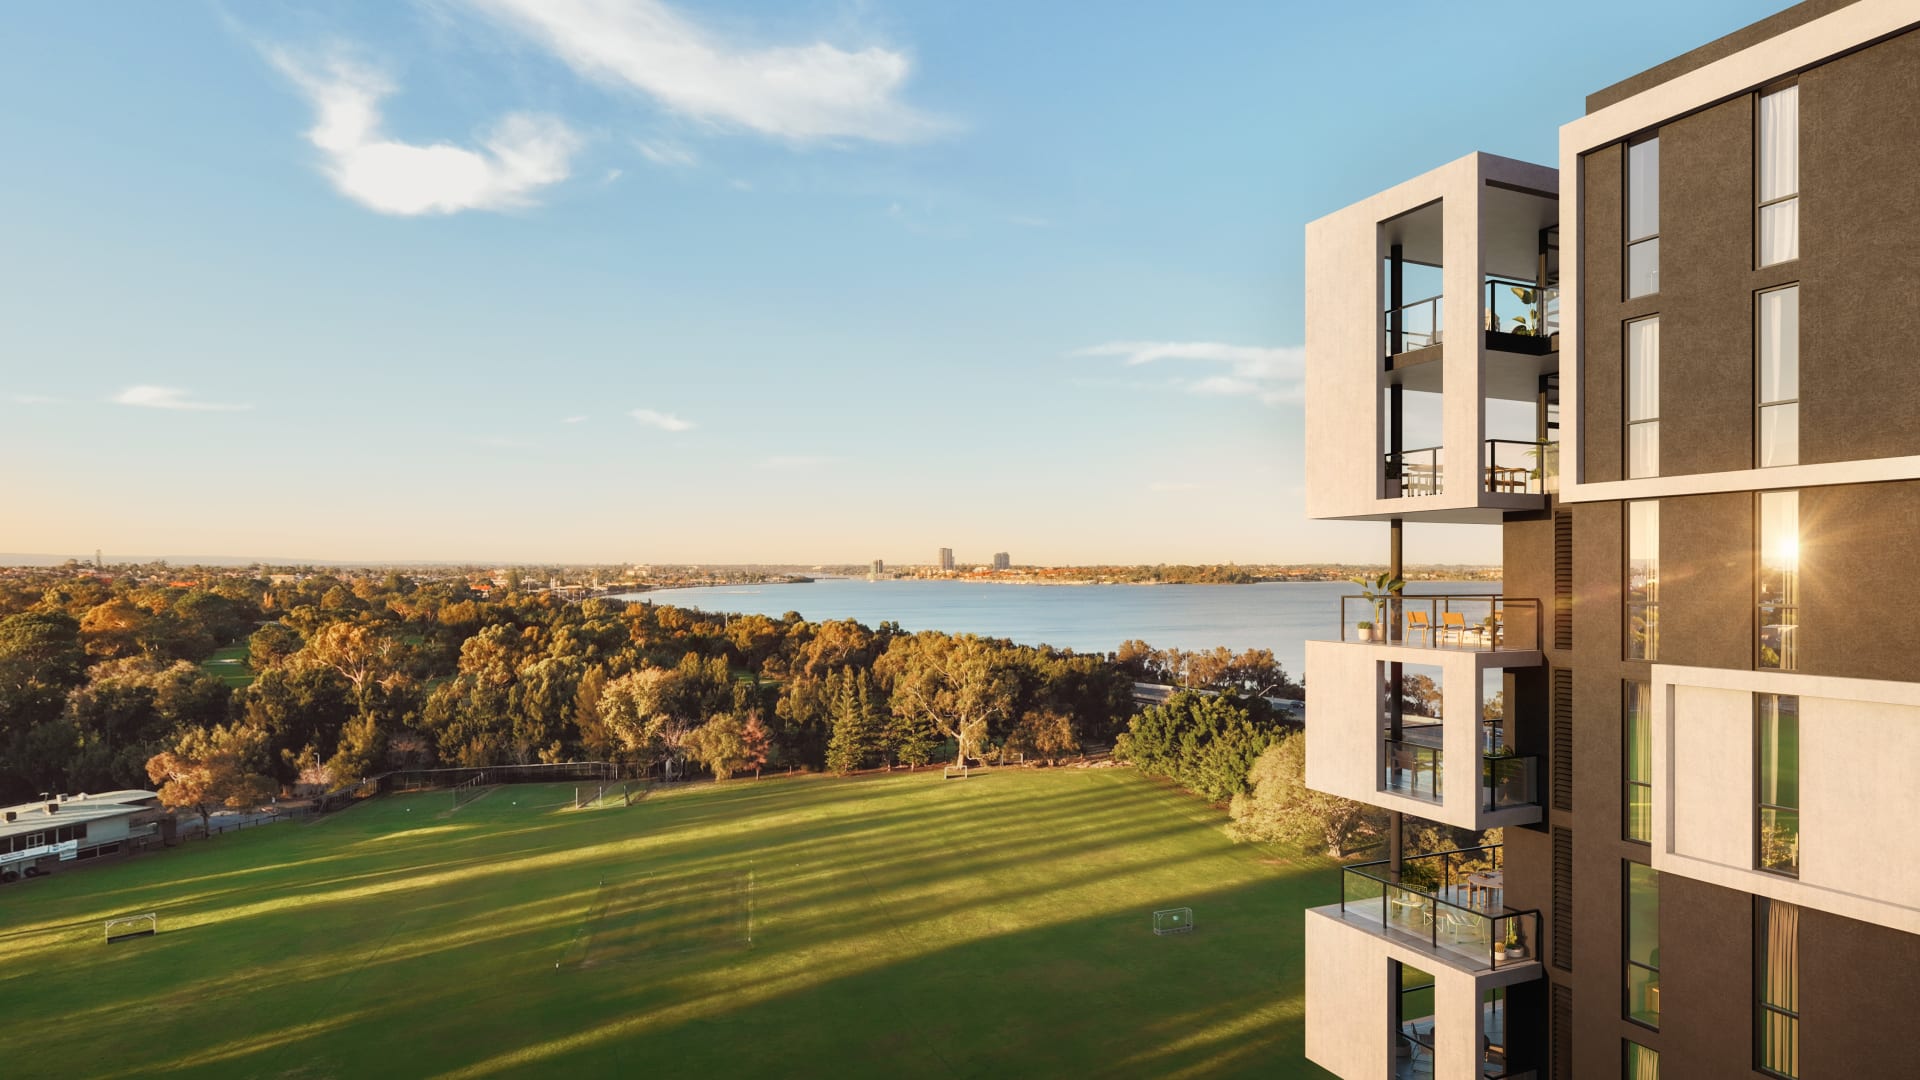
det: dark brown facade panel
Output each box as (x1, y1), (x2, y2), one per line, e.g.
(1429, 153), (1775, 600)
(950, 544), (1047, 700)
(1799, 907), (1920, 1076)
(1658, 96), (1761, 478)
(1798, 480), (1920, 681)
(1656, 876), (1753, 1078)
(1657, 492), (1756, 670)
(1580, 144), (1625, 485)
(1799, 26), (1920, 464)
(1584, 0), (1864, 113)
(1571, 502), (1625, 665)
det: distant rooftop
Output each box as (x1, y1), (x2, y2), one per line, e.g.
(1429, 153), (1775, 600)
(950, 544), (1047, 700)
(1, 790), (160, 838)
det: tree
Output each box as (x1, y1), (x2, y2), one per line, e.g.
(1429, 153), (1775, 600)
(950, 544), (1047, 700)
(1008, 708), (1079, 766)
(825, 671), (878, 775)
(739, 711), (773, 777)
(1115, 690), (1282, 801)
(685, 714), (752, 781)
(875, 633), (1013, 766)
(146, 724), (278, 834)
(248, 623), (302, 670)
(1227, 734), (1387, 858)
(299, 621), (402, 697)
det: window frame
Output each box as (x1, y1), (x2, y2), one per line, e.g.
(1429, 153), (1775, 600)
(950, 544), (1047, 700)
(1755, 693), (1801, 878)
(1624, 860), (1662, 1031)
(1625, 1039), (1661, 1080)
(1624, 680), (1653, 844)
(1756, 83), (1801, 269)
(1626, 133), (1661, 298)
(1756, 490), (1800, 671)
(1755, 285), (1800, 469)
(1625, 500), (1659, 662)
(1625, 317), (1661, 480)
(1754, 897), (1801, 1079)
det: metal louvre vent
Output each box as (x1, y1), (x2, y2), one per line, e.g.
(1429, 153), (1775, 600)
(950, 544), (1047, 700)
(1552, 669), (1574, 813)
(1552, 826), (1574, 972)
(1553, 510), (1573, 649)
(1552, 981), (1574, 1080)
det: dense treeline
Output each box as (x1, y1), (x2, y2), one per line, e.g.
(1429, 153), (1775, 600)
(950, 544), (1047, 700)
(1113, 690), (1290, 801)
(0, 570), (1154, 804)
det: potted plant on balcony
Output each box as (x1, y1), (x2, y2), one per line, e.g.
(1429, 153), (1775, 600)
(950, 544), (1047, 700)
(1350, 572), (1404, 643)
(1356, 619), (1376, 643)
(1503, 920), (1526, 960)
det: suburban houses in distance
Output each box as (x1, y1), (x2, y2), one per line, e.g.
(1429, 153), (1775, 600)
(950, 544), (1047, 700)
(1299, 1), (1920, 1077)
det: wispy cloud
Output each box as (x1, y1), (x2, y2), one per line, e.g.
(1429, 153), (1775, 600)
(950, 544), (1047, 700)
(461, 0), (947, 143)
(1072, 341), (1306, 406)
(562, 415), (588, 424)
(635, 139), (698, 167)
(630, 408), (694, 432)
(112, 386), (253, 412)
(268, 49), (581, 216)
(756, 454), (838, 472)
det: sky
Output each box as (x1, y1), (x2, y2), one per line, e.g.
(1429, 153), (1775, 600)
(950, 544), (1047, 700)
(0, 0), (1784, 567)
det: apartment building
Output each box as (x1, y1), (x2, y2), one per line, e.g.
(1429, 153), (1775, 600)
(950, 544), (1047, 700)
(1299, 2), (1920, 1077)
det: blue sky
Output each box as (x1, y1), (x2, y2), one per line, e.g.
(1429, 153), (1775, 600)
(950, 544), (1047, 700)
(1, 0), (1781, 566)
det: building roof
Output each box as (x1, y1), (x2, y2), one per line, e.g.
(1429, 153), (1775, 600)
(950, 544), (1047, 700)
(0, 790), (161, 839)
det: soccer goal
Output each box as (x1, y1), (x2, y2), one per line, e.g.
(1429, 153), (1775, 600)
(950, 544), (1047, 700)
(1152, 907), (1194, 936)
(943, 764), (970, 780)
(575, 785), (607, 809)
(105, 912), (157, 944)
(451, 775), (486, 810)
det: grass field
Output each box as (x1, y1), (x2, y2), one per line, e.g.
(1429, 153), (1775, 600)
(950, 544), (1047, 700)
(0, 768), (1338, 1079)
(198, 643), (255, 688)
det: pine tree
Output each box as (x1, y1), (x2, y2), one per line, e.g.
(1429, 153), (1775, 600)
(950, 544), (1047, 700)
(825, 670), (874, 775)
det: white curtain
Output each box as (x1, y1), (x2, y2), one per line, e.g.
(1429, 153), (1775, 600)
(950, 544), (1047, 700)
(1627, 318), (1659, 422)
(1764, 901), (1800, 1076)
(1758, 287), (1799, 405)
(1760, 87), (1799, 202)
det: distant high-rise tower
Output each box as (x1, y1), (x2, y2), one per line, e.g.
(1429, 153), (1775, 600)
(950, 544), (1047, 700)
(992, 552), (1011, 571)
(938, 547), (954, 571)
(94, 548), (102, 569)
(871, 559), (884, 575)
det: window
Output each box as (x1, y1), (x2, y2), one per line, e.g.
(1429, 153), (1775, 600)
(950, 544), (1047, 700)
(1757, 287), (1799, 467)
(1625, 862), (1661, 1028)
(1627, 501), (1659, 661)
(1627, 136), (1660, 296)
(1626, 318), (1660, 478)
(1758, 491), (1799, 670)
(1757, 898), (1800, 1078)
(1758, 86), (1800, 266)
(1625, 681), (1653, 842)
(1625, 1040), (1661, 1080)
(1758, 694), (1801, 876)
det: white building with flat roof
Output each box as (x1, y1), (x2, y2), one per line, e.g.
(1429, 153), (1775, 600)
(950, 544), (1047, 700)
(0, 790), (168, 881)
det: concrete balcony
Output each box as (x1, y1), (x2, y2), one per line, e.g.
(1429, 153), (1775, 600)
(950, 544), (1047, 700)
(1305, 596), (1544, 831)
(1304, 151), (1559, 524)
(1306, 849), (1542, 1079)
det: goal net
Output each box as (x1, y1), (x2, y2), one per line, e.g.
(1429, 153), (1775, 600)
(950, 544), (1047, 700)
(452, 775), (487, 810)
(1152, 907), (1194, 936)
(105, 913), (157, 944)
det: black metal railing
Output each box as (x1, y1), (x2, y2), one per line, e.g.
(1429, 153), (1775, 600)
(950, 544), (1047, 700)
(1485, 277), (1558, 338)
(1484, 439), (1558, 495)
(1483, 753), (1539, 812)
(1385, 294), (1443, 352)
(1385, 445), (1443, 498)
(1339, 594), (1541, 651)
(1339, 845), (1541, 972)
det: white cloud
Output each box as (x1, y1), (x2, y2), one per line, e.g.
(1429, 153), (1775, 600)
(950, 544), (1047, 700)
(635, 139), (697, 167)
(602, 168), (623, 184)
(630, 408), (694, 432)
(269, 50), (581, 216)
(461, 0), (945, 143)
(1072, 341), (1306, 406)
(562, 415), (588, 424)
(112, 386), (253, 412)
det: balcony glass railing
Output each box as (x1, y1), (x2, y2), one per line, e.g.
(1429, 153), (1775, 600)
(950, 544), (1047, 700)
(1483, 753), (1539, 812)
(1339, 594), (1542, 651)
(1384, 735), (1443, 802)
(1484, 439), (1557, 495)
(1339, 845), (1541, 972)
(1385, 294), (1443, 352)
(1485, 277), (1558, 339)
(1384, 445), (1443, 498)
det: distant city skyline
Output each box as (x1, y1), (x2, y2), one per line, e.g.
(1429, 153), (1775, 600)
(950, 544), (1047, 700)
(0, 1), (1782, 565)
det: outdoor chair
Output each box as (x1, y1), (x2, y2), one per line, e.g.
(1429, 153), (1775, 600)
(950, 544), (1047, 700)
(1440, 611), (1470, 644)
(1406, 610), (1434, 645)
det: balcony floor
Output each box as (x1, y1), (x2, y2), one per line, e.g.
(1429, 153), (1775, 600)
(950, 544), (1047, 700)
(1331, 897), (1534, 976)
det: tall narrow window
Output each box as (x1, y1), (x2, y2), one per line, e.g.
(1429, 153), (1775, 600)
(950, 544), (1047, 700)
(1625, 862), (1661, 1028)
(1758, 86), (1800, 266)
(1627, 501), (1659, 661)
(1626, 318), (1660, 478)
(1758, 694), (1800, 876)
(1627, 136), (1660, 296)
(1758, 287), (1799, 467)
(1758, 491), (1799, 670)
(1625, 681), (1653, 842)
(1757, 898), (1800, 1078)
(1625, 1040), (1661, 1080)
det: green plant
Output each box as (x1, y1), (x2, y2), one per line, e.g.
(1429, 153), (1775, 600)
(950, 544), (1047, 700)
(1349, 572), (1404, 637)
(1506, 286), (1539, 336)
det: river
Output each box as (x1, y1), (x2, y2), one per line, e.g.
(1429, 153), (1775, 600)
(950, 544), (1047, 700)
(613, 579), (1501, 680)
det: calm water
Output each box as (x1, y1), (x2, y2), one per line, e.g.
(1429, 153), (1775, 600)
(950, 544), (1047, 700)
(615, 579), (1500, 680)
